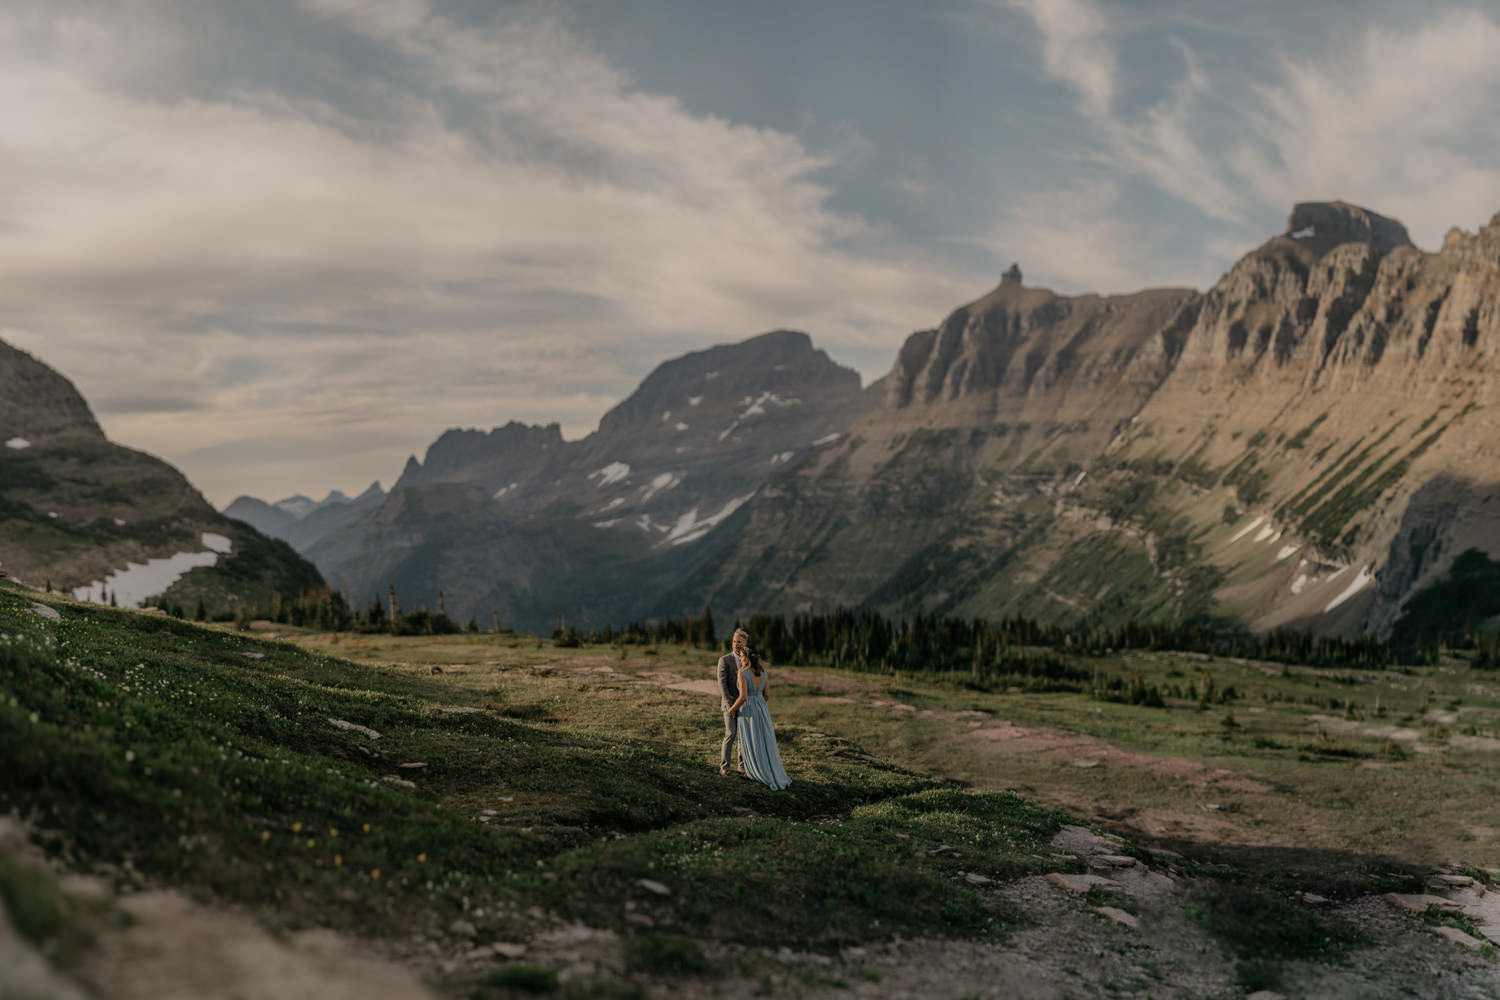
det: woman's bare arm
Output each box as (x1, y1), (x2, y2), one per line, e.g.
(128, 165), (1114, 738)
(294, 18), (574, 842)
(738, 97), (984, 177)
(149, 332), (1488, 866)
(727, 667), (748, 715)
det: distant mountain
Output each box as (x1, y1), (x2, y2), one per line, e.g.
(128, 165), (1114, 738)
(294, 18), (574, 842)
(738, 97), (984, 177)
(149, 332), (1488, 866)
(304, 330), (877, 625)
(0, 338), (325, 613)
(223, 482), (386, 554)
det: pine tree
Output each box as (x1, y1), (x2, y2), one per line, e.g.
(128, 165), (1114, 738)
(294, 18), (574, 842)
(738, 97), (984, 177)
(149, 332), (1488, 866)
(194, 598), (207, 621)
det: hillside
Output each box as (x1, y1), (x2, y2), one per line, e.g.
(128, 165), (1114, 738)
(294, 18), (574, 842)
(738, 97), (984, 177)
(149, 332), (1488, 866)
(0, 338), (325, 616)
(5, 582), (1500, 996)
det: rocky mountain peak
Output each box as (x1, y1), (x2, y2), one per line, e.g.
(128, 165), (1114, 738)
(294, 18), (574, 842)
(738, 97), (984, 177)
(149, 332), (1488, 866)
(1284, 201), (1412, 256)
(0, 339), (105, 444)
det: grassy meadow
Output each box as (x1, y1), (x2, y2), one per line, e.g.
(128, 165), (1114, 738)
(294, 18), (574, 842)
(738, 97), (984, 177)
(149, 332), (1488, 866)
(5, 579), (1500, 996)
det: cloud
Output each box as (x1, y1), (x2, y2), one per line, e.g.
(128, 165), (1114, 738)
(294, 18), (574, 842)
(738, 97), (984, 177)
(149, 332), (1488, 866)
(0, 2), (973, 504)
(1003, 0), (1117, 118)
(1228, 8), (1500, 247)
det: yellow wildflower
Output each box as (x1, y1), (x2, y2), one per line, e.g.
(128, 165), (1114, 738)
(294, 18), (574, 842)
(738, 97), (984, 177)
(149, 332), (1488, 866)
(362, 823), (371, 833)
(370, 868), (381, 880)
(306, 838), (316, 848)
(292, 821), (303, 833)
(417, 853), (427, 863)
(334, 854), (342, 867)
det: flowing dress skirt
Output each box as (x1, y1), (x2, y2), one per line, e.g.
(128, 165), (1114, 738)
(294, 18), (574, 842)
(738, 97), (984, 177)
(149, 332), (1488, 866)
(737, 692), (791, 790)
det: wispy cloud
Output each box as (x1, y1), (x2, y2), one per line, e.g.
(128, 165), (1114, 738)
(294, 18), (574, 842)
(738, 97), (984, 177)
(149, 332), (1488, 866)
(1002, 0), (1117, 118)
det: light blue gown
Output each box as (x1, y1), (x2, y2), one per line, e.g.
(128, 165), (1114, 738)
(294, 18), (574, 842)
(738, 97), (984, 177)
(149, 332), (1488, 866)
(737, 666), (791, 791)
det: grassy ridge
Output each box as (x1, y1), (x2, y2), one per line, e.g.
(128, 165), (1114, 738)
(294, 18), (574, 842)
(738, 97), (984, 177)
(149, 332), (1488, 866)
(0, 581), (1071, 982)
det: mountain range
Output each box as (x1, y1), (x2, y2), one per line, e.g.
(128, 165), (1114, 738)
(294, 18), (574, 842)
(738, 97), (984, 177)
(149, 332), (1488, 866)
(0, 339), (324, 613)
(216, 200), (1500, 635)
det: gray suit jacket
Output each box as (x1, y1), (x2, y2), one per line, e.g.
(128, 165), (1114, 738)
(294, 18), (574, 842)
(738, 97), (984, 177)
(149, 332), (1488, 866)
(717, 652), (741, 709)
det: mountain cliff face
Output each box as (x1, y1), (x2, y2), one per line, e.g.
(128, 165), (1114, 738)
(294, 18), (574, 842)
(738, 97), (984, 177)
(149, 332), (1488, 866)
(0, 339), (324, 613)
(698, 201), (1500, 637)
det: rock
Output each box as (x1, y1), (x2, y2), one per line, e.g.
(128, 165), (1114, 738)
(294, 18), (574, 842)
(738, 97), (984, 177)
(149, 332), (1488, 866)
(1246, 992), (1287, 1000)
(1047, 873), (1123, 894)
(240, 652), (266, 660)
(449, 919), (477, 938)
(1071, 759), (1101, 768)
(1383, 892), (1462, 914)
(439, 707), (481, 714)
(381, 776), (417, 790)
(1432, 925), (1485, 950)
(1429, 873), (1477, 889)
(637, 879), (671, 897)
(1302, 893), (1331, 905)
(926, 844), (957, 857)
(1476, 924), (1500, 945)
(1094, 854), (1140, 869)
(625, 912), (655, 927)
(492, 942), (526, 959)
(397, 762), (428, 769)
(1095, 906), (1139, 930)
(962, 873), (993, 886)
(27, 602), (60, 622)
(327, 718), (381, 740)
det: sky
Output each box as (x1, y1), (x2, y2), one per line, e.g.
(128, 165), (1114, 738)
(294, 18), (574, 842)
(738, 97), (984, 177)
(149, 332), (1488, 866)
(5, 0), (1500, 506)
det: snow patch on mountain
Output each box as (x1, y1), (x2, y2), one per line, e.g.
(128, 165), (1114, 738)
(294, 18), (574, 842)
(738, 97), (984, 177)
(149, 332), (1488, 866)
(5, 437), (30, 450)
(1324, 565), (1373, 612)
(640, 472), (680, 503)
(590, 462), (630, 487)
(666, 493), (756, 546)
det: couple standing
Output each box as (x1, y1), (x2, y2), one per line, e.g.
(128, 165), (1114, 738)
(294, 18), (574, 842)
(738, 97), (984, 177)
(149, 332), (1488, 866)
(717, 628), (791, 790)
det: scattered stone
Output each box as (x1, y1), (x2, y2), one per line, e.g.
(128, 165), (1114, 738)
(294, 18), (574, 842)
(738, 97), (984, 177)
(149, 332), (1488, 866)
(1094, 854), (1140, 869)
(449, 919), (477, 938)
(381, 776), (417, 790)
(637, 878), (671, 897)
(962, 873), (993, 886)
(1047, 873), (1122, 894)
(397, 762), (428, 769)
(1071, 759), (1101, 768)
(1383, 892), (1462, 914)
(241, 652), (266, 660)
(27, 602), (60, 622)
(1095, 906), (1139, 930)
(926, 844), (957, 857)
(1476, 925), (1500, 945)
(1432, 925), (1485, 950)
(1303, 893), (1331, 905)
(625, 912), (655, 927)
(328, 718), (381, 740)
(439, 707), (482, 714)
(464, 945), (493, 961)
(492, 942), (526, 959)
(1246, 992), (1286, 1000)
(1429, 873), (1477, 889)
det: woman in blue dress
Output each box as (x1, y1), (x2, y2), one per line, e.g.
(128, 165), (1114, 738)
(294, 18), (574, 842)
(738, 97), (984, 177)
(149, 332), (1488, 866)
(724, 628), (791, 791)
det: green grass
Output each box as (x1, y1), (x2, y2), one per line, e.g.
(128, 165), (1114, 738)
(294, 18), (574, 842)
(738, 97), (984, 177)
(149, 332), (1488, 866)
(0, 581), (1068, 967)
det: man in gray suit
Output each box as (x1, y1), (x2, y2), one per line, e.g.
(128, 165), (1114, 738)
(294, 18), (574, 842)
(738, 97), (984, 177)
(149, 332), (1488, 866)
(717, 649), (743, 777)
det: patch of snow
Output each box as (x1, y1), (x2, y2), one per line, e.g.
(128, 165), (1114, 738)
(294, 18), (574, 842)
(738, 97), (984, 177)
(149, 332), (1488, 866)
(1254, 523), (1276, 543)
(200, 532), (232, 554)
(718, 421), (739, 442)
(73, 547), (223, 608)
(640, 472), (680, 503)
(739, 390), (801, 420)
(5, 437), (30, 450)
(688, 396), (702, 406)
(1324, 565), (1373, 613)
(770, 451), (795, 467)
(636, 514), (664, 534)
(1291, 574), (1309, 595)
(589, 462), (630, 487)
(113, 518), (126, 527)
(492, 482), (518, 499)
(705, 371), (719, 380)
(812, 433), (841, 447)
(661, 411), (671, 422)
(1291, 225), (1316, 239)
(1228, 515), (1265, 543)
(602, 497), (625, 511)
(47, 512), (58, 519)
(592, 518), (623, 529)
(675, 422), (689, 431)
(1277, 545), (1299, 561)
(666, 493), (756, 546)
(28, 602), (60, 622)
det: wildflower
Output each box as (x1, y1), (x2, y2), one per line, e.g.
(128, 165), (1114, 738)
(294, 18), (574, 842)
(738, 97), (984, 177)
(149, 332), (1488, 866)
(329, 828), (339, 838)
(306, 838), (316, 848)
(292, 821), (302, 832)
(334, 855), (342, 866)
(125, 750), (135, 762)
(417, 853), (427, 863)
(261, 830), (271, 842)
(362, 823), (371, 833)
(370, 868), (381, 880)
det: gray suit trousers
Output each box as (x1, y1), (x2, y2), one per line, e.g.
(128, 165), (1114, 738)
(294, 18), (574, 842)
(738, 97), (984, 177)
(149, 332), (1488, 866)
(720, 705), (740, 771)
